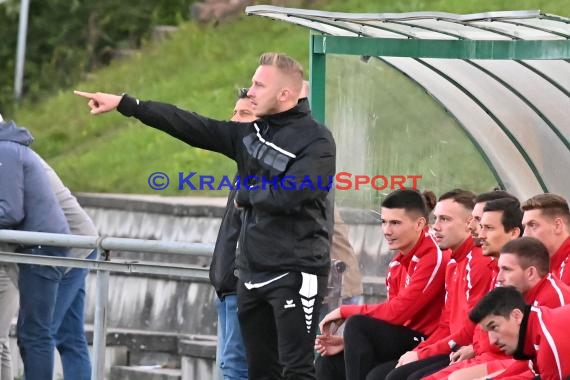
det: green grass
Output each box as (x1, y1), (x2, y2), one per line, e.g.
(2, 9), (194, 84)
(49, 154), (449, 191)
(11, 0), (570, 195)
(14, 17), (310, 195)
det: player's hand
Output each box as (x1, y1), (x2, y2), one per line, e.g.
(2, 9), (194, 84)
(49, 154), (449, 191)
(315, 334), (344, 356)
(449, 344), (475, 364)
(74, 90), (122, 115)
(319, 308), (343, 336)
(396, 350), (419, 367)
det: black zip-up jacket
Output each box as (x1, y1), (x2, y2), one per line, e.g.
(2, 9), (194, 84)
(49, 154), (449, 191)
(118, 96), (335, 276)
(210, 184), (240, 298)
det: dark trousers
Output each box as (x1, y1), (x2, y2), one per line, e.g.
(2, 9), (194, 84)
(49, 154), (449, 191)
(344, 315), (425, 380)
(315, 353), (346, 380)
(17, 247), (93, 380)
(237, 272), (327, 380)
(367, 354), (449, 380)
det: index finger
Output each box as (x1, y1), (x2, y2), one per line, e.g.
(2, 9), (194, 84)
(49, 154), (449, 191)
(74, 90), (95, 99)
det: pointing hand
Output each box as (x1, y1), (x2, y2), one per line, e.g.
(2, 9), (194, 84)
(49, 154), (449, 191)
(74, 90), (122, 115)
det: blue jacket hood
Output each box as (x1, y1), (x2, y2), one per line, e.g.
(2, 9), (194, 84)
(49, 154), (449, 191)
(0, 120), (34, 146)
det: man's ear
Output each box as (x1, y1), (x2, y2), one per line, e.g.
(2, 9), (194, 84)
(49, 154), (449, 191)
(277, 88), (289, 102)
(510, 308), (525, 326)
(553, 217), (566, 235)
(526, 266), (539, 283)
(509, 227), (521, 239)
(416, 216), (427, 230)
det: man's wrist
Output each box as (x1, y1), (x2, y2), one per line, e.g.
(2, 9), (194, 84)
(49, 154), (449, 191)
(117, 93), (139, 117)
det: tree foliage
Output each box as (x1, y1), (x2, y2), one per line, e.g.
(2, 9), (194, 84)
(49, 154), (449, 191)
(0, 0), (194, 114)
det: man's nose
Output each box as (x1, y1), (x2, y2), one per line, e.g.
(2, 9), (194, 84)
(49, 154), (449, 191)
(488, 331), (499, 346)
(497, 270), (505, 284)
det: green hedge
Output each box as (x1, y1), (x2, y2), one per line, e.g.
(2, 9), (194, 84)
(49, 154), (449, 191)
(0, 0), (194, 114)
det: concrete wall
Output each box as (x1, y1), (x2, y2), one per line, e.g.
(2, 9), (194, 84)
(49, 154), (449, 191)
(7, 193), (390, 379)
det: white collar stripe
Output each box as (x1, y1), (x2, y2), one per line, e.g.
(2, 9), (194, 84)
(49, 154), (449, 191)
(546, 274), (566, 306)
(253, 122), (297, 158)
(533, 307), (563, 380)
(423, 234), (443, 292)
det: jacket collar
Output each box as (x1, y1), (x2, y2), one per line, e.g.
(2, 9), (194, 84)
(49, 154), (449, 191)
(523, 275), (549, 305)
(395, 229), (431, 266)
(551, 236), (570, 275)
(0, 120), (34, 146)
(260, 98), (311, 127)
(452, 236), (475, 262)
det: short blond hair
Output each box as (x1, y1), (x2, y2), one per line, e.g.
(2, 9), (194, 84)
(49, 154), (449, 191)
(522, 193), (570, 223)
(259, 52), (303, 92)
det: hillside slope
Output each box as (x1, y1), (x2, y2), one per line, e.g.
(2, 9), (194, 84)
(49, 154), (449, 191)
(12, 0), (569, 195)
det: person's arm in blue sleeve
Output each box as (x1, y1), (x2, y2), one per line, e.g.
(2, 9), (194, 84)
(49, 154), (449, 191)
(0, 144), (25, 228)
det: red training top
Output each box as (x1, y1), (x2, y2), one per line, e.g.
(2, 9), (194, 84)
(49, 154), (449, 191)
(340, 231), (448, 337)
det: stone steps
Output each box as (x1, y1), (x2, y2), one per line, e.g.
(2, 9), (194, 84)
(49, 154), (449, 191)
(111, 366), (182, 380)
(98, 329), (217, 380)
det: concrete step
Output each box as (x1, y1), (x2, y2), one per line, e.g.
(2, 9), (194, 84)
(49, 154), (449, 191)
(179, 338), (217, 380)
(108, 336), (217, 380)
(129, 351), (180, 367)
(111, 366), (181, 380)
(178, 337), (216, 360)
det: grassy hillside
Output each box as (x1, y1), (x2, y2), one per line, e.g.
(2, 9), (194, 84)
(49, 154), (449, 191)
(15, 17), (309, 195)
(11, 0), (569, 195)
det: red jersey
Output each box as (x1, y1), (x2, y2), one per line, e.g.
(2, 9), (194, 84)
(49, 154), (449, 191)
(525, 274), (570, 308)
(417, 258), (498, 357)
(477, 274), (570, 357)
(424, 275), (570, 380)
(551, 236), (570, 286)
(340, 231), (448, 337)
(493, 275), (570, 379)
(415, 237), (494, 359)
(515, 304), (570, 380)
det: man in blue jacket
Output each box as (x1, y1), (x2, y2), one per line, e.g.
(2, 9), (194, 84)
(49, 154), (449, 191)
(0, 118), (90, 380)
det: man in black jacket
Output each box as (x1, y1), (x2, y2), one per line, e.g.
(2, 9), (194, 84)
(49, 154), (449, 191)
(75, 52), (336, 380)
(210, 87), (255, 380)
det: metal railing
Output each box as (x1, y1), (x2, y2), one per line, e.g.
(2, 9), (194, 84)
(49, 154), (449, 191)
(0, 229), (213, 380)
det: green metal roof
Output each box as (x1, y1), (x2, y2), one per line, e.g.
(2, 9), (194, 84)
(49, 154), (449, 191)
(246, 6), (570, 200)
